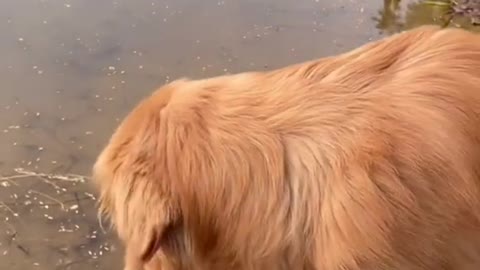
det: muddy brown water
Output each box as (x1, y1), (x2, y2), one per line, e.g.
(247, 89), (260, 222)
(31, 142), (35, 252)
(0, 0), (478, 269)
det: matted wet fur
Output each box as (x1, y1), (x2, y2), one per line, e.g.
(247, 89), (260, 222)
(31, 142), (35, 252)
(93, 25), (480, 270)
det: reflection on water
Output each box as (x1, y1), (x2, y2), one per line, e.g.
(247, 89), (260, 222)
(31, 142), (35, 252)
(0, 0), (478, 269)
(374, 0), (480, 34)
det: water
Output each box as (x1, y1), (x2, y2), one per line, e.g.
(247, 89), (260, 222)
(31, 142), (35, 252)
(0, 0), (478, 269)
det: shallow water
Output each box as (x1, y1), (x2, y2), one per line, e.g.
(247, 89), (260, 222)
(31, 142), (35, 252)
(0, 0), (478, 269)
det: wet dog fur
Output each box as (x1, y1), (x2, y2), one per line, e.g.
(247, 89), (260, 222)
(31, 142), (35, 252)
(93, 25), (480, 270)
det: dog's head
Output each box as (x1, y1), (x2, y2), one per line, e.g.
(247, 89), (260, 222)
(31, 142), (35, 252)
(92, 75), (293, 269)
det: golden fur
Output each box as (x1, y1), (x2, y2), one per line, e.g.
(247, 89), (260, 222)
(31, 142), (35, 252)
(93, 25), (480, 270)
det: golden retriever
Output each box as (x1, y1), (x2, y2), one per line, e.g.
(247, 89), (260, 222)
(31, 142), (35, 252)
(92, 25), (480, 270)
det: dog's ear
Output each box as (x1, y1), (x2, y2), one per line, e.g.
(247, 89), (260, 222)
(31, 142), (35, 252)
(123, 88), (184, 263)
(95, 83), (190, 267)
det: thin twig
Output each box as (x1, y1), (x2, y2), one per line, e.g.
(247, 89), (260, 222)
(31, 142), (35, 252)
(0, 202), (18, 217)
(38, 176), (62, 190)
(0, 196), (94, 207)
(1, 169), (89, 185)
(13, 168), (89, 183)
(28, 190), (66, 211)
(0, 174), (33, 181)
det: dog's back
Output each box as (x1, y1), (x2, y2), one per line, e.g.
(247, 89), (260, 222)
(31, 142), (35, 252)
(94, 26), (480, 270)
